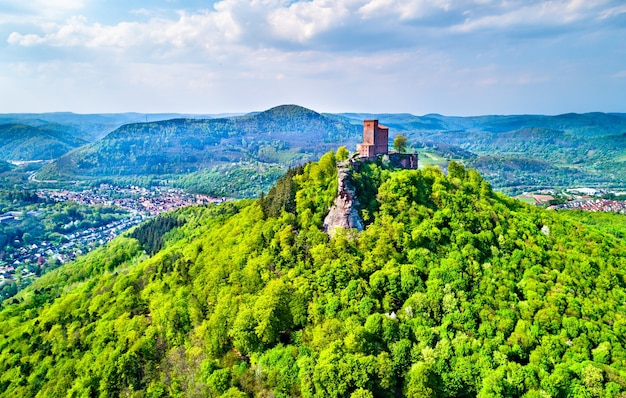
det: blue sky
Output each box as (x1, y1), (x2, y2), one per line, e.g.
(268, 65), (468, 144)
(1, 0), (625, 115)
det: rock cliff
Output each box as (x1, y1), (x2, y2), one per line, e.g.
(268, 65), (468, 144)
(323, 162), (364, 237)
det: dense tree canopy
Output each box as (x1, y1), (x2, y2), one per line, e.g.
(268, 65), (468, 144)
(1, 153), (626, 397)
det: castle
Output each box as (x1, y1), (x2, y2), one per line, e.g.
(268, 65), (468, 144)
(357, 120), (389, 158)
(323, 120), (418, 235)
(356, 120), (418, 169)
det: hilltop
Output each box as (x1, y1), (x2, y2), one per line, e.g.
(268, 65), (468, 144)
(0, 112), (238, 166)
(0, 123), (89, 161)
(38, 105), (361, 195)
(0, 112), (229, 143)
(2, 154), (626, 396)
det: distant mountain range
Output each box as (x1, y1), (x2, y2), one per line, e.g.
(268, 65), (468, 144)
(39, 105), (361, 181)
(0, 123), (89, 161)
(2, 105), (626, 195)
(341, 112), (626, 192)
(339, 112), (626, 136)
(0, 112), (234, 143)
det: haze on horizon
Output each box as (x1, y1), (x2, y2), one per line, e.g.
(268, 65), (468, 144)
(1, 0), (625, 116)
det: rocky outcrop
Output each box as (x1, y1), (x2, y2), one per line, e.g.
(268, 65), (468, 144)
(323, 162), (364, 237)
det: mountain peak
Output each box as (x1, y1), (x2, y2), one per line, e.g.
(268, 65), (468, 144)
(258, 104), (321, 119)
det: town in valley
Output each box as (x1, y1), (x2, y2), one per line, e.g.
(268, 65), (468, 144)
(0, 184), (226, 298)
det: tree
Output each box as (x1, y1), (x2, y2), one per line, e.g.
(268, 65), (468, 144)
(393, 135), (408, 153)
(337, 146), (350, 161)
(22, 232), (34, 245)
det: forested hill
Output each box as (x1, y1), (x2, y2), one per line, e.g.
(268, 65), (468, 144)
(40, 105), (361, 179)
(340, 111), (626, 136)
(3, 153), (626, 397)
(0, 160), (13, 173)
(0, 112), (227, 142)
(0, 123), (89, 160)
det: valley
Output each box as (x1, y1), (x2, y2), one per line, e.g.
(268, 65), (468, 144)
(0, 185), (226, 300)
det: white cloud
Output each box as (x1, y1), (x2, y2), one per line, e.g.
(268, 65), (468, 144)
(268, 0), (350, 42)
(130, 8), (157, 17)
(5, 0), (285, 55)
(2, 0), (625, 114)
(5, 10), (243, 55)
(451, 0), (613, 33)
(7, 16), (143, 48)
(7, 32), (45, 46)
(598, 4), (626, 19)
(0, 0), (86, 22)
(6, 0), (624, 55)
(358, 0), (474, 21)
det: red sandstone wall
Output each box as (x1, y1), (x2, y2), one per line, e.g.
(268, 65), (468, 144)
(363, 120), (376, 145)
(359, 120), (389, 157)
(374, 126), (388, 154)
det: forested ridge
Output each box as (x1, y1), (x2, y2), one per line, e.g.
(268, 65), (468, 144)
(0, 123), (89, 160)
(15, 107), (626, 197)
(2, 152), (626, 397)
(38, 105), (361, 184)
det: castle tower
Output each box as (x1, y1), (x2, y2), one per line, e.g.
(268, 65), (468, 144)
(357, 120), (389, 158)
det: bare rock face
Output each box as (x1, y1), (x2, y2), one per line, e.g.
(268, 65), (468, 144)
(323, 163), (364, 237)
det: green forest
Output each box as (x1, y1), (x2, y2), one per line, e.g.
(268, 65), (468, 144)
(0, 123), (88, 160)
(38, 105), (361, 182)
(1, 152), (626, 397)
(411, 128), (626, 194)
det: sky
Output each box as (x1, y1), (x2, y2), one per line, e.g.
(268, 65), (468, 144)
(0, 0), (625, 115)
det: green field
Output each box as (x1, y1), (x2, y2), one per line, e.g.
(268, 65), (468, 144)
(614, 152), (626, 162)
(416, 150), (448, 167)
(515, 196), (537, 204)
